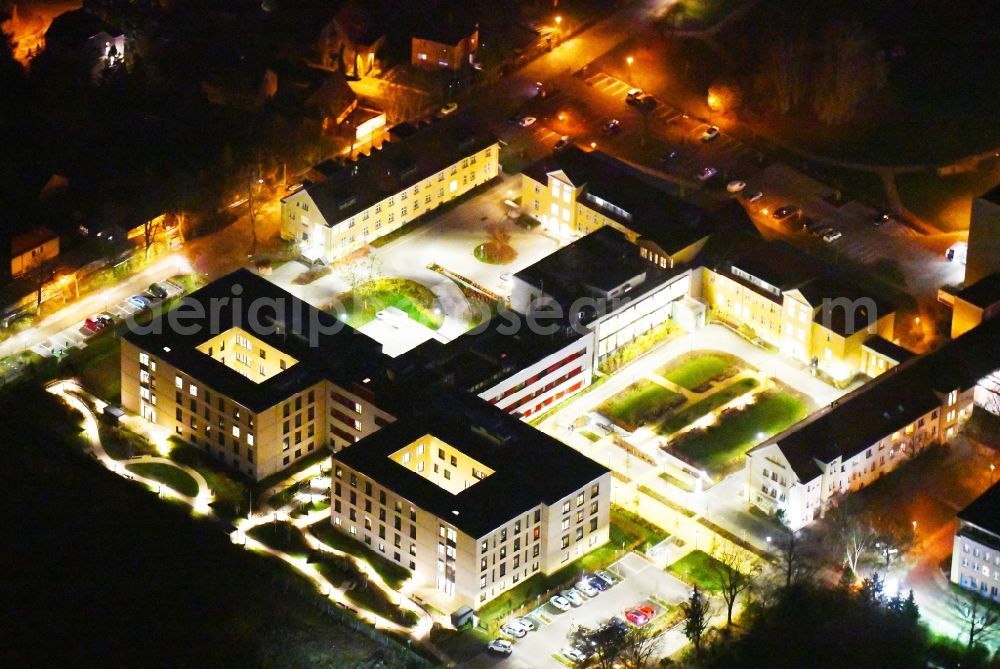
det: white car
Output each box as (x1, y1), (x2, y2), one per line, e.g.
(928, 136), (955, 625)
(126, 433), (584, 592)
(822, 229), (843, 243)
(696, 166), (718, 182)
(575, 579), (598, 597)
(561, 588), (584, 607)
(510, 617), (536, 633)
(701, 126), (720, 141)
(488, 639), (513, 655)
(743, 190), (764, 203)
(549, 595), (572, 611)
(562, 647), (587, 663)
(501, 622), (527, 638)
(626, 88), (643, 101)
(439, 102), (458, 116)
(518, 116), (537, 127)
(727, 180), (747, 193)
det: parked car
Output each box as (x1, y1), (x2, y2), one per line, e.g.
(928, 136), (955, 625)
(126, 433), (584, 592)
(554, 136), (572, 151)
(727, 180), (747, 193)
(587, 573), (611, 591)
(822, 229), (843, 243)
(561, 588), (584, 607)
(655, 150), (680, 165)
(604, 118), (622, 133)
(128, 294), (152, 310)
(742, 190), (764, 203)
(518, 115), (536, 127)
(624, 608), (650, 626)
(501, 622), (527, 638)
(549, 595), (572, 611)
(439, 102), (458, 116)
(701, 126), (720, 142)
(696, 166), (718, 182)
(596, 570), (618, 586)
(562, 647), (587, 663)
(487, 639), (513, 655)
(84, 313), (113, 333)
(771, 205), (801, 221)
(575, 579), (598, 597)
(875, 210), (896, 227)
(635, 603), (656, 619)
(813, 226), (834, 238)
(147, 282), (168, 299)
(625, 88), (643, 102)
(636, 94), (657, 109)
(511, 617), (536, 633)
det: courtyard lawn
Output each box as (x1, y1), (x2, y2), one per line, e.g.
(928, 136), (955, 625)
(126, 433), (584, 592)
(168, 441), (250, 520)
(248, 521), (312, 557)
(125, 462), (200, 498)
(598, 379), (685, 432)
(611, 506), (669, 551)
(658, 377), (759, 435)
(668, 550), (725, 593)
(334, 278), (444, 330)
(312, 523), (411, 590)
(658, 352), (743, 392)
(668, 392), (807, 475)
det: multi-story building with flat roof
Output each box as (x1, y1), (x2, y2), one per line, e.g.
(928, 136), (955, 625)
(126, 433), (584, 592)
(121, 269), (394, 480)
(746, 317), (1000, 529)
(330, 393), (611, 610)
(952, 481), (1000, 602)
(281, 115), (498, 262)
(411, 17), (479, 71)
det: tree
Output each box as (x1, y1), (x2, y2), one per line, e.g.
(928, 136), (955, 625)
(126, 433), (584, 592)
(713, 545), (761, 626)
(141, 216), (162, 261)
(857, 571), (885, 609)
(707, 80), (742, 114)
(616, 625), (662, 669)
(771, 514), (817, 589)
(873, 516), (916, 571)
(886, 589), (920, 625)
(825, 505), (876, 576)
(681, 586), (710, 654)
(954, 592), (1000, 651)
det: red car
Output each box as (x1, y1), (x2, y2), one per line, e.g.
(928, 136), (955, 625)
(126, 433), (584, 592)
(635, 604), (656, 619)
(624, 608), (650, 626)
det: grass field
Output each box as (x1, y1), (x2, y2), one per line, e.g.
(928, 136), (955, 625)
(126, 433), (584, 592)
(658, 377), (759, 435)
(668, 392), (807, 474)
(598, 379), (685, 431)
(126, 462), (200, 498)
(248, 521), (313, 558)
(611, 506), (669, 550)
(334, 278), (443, 330)
(311, 523), (411, 590)
(658, 352), (742, 392)
(168, 441), (250, 520)
(668, 550), (725, 592)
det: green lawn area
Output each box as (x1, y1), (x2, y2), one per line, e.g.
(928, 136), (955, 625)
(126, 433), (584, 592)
(125, 462), (200, 498)
(168, 441), (250, 520)
(658, 352), (742, 392)
(668, 392), (807, 474)
(247, 521), (312, 557)
(678, 0), (742, 27)
(579, 430), (602, 442)
(312, 523), (411, 590)
(430, 627), (492, 665)
(346, 581), (419, 628)
(333, 278), (443, 330)
(658, 377), (759, 435)
(659, 471), (695, 493)
(611, 506), (669, 550)
(668, 550), (725, 593)
(598, 379), (685, 431)
(100, 423), (158, 460)
(896, 168), (1000, 233)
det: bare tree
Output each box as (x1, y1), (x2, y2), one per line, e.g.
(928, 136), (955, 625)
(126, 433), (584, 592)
(772, 522), (816, 589)
(681, 586), (710, 654)
(953, 592), (1000, 651)
(825, 505), (877, 576)
(616, 625), (662, 669)
(873, 516), (915, 571)
(141, 216), (162, 261)
(713, 545), (761, 626)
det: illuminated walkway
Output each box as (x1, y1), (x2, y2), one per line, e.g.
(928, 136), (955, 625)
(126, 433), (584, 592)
(46, 379), (450, 664)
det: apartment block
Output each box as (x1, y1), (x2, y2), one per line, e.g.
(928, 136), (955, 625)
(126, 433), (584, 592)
(952, 481), (1000, 602)
(411, 19), (478, 70)
(746, 317), (1000, 530)
(701, 237), (896, 381)
(281, 115), (498, 262)
(330, 394), (611, 610)
(121, 269), (392, 480)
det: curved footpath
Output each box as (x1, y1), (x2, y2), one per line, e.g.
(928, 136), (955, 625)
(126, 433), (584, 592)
(46, 379), (451, 666)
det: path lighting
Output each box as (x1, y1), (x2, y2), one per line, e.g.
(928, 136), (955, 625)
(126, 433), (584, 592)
(626, 55), (634, 84)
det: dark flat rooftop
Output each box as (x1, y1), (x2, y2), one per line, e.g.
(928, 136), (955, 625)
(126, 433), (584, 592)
(956, 272), (1000, 309)
(959, 481), (1000, 538)
(333, 393), (609, 538)
(121, 269), (384, 413)
(862, 336), (914, 364)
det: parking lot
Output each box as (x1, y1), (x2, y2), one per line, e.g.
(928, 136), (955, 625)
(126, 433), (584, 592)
(462, 553), (691, 668)
(30, 279), (185, 358)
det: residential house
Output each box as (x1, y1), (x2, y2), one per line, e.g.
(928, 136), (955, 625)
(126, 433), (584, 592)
(9, 227), (59, 278)
(411, 17), (479, 70)
(951, 481), (1000, 602)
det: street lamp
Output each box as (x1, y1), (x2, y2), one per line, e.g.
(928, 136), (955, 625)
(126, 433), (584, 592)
(554, 15), (562, 42)
(626, 56), (634, 85)
(912, 520), (917, 533)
